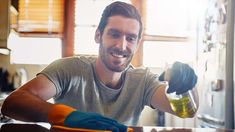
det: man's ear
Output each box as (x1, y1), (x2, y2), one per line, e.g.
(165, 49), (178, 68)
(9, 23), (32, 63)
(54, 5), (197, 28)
(95, 29), (101, 43)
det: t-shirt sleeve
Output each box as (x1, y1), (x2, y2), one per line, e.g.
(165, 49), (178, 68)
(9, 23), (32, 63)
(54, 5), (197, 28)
(37, 58), (80, 99)
(143, 69), (164, 108)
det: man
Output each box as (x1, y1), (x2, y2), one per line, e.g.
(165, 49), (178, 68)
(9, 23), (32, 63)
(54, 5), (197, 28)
(1, 1), (198, 132)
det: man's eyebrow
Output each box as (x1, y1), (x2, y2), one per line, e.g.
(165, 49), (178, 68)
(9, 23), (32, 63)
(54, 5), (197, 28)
(108, 28), (138, 37)
(107, 28), (120, 33)
(127, 33), (138, 38)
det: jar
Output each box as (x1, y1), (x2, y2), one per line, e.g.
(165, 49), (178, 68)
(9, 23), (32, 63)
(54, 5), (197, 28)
(166, 86), (197, 118)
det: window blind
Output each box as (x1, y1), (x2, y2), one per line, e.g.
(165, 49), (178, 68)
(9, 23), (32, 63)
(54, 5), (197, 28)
(18, 0), (64, 34)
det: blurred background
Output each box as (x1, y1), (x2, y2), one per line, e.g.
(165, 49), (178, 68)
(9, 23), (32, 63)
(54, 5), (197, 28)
(0, 0), (234, 129)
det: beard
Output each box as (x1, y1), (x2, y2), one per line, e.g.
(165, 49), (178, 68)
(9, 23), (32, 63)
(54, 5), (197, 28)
(99, 42), (133, 72)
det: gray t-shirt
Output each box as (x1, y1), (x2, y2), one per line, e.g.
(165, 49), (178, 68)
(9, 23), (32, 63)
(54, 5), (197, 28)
(39, 56), (163, 126)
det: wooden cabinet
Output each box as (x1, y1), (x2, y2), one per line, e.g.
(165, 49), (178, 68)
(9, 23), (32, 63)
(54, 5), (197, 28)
(0, 0), (10, 48)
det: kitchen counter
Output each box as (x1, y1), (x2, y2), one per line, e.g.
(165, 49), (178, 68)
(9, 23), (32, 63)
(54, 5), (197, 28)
(0, 123), (234, 132)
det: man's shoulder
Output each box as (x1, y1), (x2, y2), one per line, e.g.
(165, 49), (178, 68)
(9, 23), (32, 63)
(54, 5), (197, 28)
(76, 55), (97, 63)
(59, 55), (97, 64)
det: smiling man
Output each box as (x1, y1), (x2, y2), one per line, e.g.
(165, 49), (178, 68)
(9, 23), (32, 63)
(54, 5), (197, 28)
(1, 1), (198, 132)
(95, 15), (140, 89)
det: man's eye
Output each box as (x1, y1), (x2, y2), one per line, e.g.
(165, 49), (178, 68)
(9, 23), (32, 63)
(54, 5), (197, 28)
(110, 32), (120, 38)
(126, 36), (137, 43)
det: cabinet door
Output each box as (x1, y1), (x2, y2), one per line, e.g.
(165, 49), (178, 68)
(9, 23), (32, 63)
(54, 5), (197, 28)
(0, 0), (10, 48)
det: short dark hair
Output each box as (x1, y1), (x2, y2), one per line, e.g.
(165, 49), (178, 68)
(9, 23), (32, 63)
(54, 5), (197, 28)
(97, 1), (142, 39)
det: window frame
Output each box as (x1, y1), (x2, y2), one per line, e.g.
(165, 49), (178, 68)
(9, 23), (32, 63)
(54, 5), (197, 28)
(68, 0), (192, 66)
(131, 0), (191, 67)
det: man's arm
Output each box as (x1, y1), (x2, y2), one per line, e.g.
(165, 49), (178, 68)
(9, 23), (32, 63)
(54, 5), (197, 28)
(1, 74), (56, 122)
(151, 61), (199, 117)
(1, 74), (130, 131)
(150, 84), (199, 117)
(150, 84), (174, 114)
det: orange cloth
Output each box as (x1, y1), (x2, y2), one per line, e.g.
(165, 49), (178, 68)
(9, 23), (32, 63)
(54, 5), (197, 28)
(50, 125), (111, 132)
(51, 125), (133, 132)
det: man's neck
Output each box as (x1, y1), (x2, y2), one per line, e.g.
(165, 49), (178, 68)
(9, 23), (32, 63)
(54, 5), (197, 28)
(95, 59), (123, 89)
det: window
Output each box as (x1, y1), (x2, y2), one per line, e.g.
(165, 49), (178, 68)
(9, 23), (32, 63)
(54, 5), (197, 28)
(74, 0), (130, 55)
(143, 0), (198, 67)
(8, 0), (64, 64)
(146, 0), (191, 36)
(73, 0), (199, 68)
(8, 31), (62, 64)
(143, 41), (196, 67)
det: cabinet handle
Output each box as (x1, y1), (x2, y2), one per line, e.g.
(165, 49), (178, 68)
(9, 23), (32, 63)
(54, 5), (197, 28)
(197, 114), (225, 126)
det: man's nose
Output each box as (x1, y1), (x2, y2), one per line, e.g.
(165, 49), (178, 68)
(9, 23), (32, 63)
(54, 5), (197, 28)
(117, 36), (128, 50)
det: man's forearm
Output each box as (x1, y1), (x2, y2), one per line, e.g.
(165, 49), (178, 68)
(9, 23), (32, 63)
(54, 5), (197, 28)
(1, 89), (53, 122)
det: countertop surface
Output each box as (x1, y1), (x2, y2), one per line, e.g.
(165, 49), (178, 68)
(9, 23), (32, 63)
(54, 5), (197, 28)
(0, 123), (234, 132)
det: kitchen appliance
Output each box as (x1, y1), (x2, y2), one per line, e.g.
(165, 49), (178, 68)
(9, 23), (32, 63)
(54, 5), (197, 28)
(0, 67), (14, 92)
(196, 0), (234, 129)
(12, 68), (27, 89)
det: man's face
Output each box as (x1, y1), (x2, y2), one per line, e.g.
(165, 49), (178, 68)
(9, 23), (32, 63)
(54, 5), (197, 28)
(96, 15), (140, 72)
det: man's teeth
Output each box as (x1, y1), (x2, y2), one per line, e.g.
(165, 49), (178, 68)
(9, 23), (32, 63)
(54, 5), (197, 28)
(112, 53), (125, 58)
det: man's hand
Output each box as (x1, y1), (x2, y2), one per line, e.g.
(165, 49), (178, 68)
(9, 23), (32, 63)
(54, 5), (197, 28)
(159, 61), (197, 94)
(48, 104), (128, 132)
(64, 111), (127, 132)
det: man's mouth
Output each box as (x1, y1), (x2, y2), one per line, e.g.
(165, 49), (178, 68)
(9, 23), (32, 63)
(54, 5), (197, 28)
(110, 51), (127, 58)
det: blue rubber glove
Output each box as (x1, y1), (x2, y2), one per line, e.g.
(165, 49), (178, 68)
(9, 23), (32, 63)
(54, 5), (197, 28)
(64, 110), (127, 132)
(48, 104), (128, 132)
(159, 61), (198, 94)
